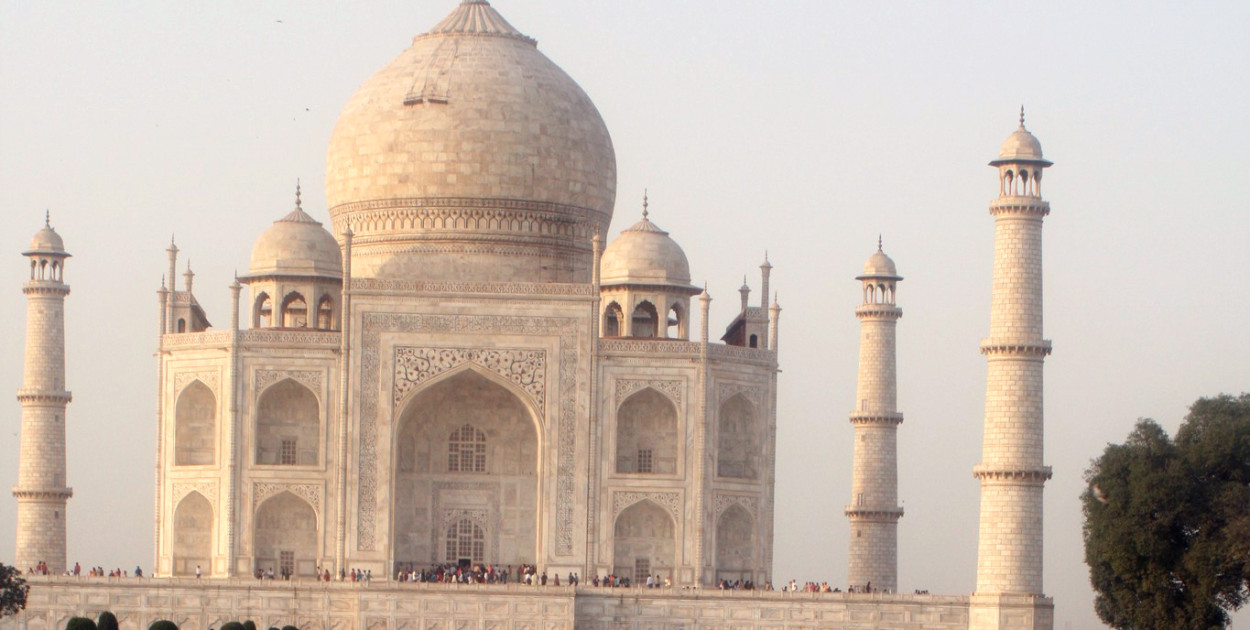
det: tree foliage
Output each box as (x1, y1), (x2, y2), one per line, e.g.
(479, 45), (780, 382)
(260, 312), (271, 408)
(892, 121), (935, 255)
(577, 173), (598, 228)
(148, 620), (178, 630)
(0, 563), (29, 618)
(65, 617), (97, 630)
(96, 611), (119, 630)
(1083, 394), (1250, 629)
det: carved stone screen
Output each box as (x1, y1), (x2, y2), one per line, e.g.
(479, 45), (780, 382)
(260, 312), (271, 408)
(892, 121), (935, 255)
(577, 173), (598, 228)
(174, 381), (216, 466)
(615, 388), (678, 474)
(394, 369), (538, 566)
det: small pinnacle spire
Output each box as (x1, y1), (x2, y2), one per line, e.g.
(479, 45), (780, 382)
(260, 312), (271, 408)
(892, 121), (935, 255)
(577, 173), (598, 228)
(642, 189), (649, 219)
(1019, 105), (1026, 129)
(160, 275), (166, 290)
(45, 210), (51, 227)
(295, 179), (303, 210)
(878, 234), (883, 251)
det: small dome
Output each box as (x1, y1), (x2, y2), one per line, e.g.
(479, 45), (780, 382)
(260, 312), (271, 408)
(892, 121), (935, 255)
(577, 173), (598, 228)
(246, 206), (343, 279)
(990, 110), (1052, 166)
(857, 247), (901, 280)
(27, 224), (66, 255)
(600, 215), (695, 290)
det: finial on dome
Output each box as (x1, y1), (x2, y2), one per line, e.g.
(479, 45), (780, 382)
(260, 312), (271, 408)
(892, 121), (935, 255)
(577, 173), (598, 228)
(642, 189), (649, 219)
(878, 234), (883, 252)
(1019, 105), (1026, 129)
(45, 210), (51, 227)
(295, 179), (303, 210)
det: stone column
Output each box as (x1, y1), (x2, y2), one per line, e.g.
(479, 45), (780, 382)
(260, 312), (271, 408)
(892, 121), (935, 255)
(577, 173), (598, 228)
(845, 245), (903, 593)
(14, 219), (74, 573)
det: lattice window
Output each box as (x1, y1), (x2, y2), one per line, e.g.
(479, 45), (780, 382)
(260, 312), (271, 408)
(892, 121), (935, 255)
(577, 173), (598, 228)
(448, 424), (487, 473)
(280, 438), (297, 465)
(637, 448), (653, 474)
(279, 550), (294, 577)
(634, 558), (651, 585)
(445, 519), (485, 563)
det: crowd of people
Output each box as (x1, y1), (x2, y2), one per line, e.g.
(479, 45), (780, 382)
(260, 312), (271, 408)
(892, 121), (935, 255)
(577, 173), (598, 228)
(25, 562), (145, 578)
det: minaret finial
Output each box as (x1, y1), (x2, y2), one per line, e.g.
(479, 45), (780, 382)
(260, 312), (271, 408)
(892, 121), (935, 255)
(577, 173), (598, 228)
(642, 189), (649, 219)
(45, 210), (51, 227)
(295, 178), (303, 210)
(878, 234), (883, 251)
(1019, 105), (1026, 129)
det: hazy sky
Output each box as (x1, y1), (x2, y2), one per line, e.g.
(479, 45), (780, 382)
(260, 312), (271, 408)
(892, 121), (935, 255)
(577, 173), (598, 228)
(2, 2), (1249, 629)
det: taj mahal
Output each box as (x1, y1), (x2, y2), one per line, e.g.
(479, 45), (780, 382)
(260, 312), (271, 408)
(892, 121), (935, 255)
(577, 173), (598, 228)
(7, 2), (1059, 629)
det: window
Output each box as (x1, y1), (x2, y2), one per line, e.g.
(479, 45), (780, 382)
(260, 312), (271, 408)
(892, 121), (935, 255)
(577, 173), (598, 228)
(637, 448), (653, 474)
(634, 558), (651, 585)
(445, 519), (485, 563)
(280, 550), (294, 577)
(280, 438), (297, 465)
(448, 424), (486, 473)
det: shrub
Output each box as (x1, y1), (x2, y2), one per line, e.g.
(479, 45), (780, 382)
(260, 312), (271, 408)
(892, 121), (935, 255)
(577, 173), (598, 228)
(96, 611), (119, 630)
(65, 617), (97, 630)
(149, 620), (179, 630)
(242, 621), (256, 630)
(220, 622), (244, 630)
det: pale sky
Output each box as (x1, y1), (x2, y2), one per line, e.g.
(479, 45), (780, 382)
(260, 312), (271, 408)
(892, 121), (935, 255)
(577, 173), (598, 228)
(2, 2), (1249, 629)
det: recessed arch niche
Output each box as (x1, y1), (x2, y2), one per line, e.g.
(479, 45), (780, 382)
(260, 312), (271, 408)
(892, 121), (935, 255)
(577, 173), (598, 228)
(392, 368), (540, 568)
(172, 491), (212, 576)
(715, 503), (755, 583)
(174, 381), (216, 466)
(615, 388), (678, 474)
(255, 379), (320, 465)
(613, 500), (676, 584)
(253, 491), (317, 578)
(717, 394), (759, 479)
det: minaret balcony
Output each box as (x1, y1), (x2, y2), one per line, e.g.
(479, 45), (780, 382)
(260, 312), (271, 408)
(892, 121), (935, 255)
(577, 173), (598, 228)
(16, 389), (72, 404)
(988, 197), (1050, 218)
(848, 411), (903, 426)
(844, 505), (904, 521)
(979, 339), (1052, 357)
(972, 465), (1052, 483)
(12, 487), (73, 500)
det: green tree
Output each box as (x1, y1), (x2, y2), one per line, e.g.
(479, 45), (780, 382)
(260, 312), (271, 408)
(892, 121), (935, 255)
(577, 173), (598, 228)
(1083, 394), (1250, 629)
(0, 563), (29, 618)
(65, 617), (97, 630)
(220, 622), (244, 630)
(97, 611), (119, 630)
(148, 620), (178, 630)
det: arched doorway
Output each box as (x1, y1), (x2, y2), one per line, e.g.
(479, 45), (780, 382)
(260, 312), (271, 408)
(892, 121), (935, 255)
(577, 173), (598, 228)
(715, 504), (755, 583)
(613, 500), (676, 585)
(172, 491), (212, 576)
(393, 369), (540, 568)
(253, 492), (317, 578)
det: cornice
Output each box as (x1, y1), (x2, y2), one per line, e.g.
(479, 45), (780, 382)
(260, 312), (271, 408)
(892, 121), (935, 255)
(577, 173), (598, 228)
(12, 487), (73, 500)
(848, 412), (903, 426)
(844, 506), (904, 521)
(16, 390), (72, 404)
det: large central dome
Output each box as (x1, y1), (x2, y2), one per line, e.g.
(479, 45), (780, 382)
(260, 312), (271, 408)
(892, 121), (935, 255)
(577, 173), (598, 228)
(326, 0), (617, 283)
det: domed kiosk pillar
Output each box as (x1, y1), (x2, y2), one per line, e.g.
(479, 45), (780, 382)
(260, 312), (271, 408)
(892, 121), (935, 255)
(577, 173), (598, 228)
(970, 110), (1055, 630)
(846, 241), (903, 594)
(14, 214), (74, 574)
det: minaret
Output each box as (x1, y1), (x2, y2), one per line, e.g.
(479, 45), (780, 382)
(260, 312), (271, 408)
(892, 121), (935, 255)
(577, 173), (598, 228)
(845, 239), (903, 593)
(971, 110), (1054, 629)
(13, 214), (74, 573)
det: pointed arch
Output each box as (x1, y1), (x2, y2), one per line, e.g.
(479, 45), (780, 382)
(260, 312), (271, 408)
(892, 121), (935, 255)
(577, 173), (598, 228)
(714, 503), (755, 583)
(613, 500), (676, 585)
(602, 301), (624, 338)
(717, 393), (759, 479)
(172, 491), (212, 576)
(667, 302), (685, 340)
(254, 292), (272, 328)
(280, 292), (308, 328)
(255, 378), (320, 465)
(316, 294), (335, 330)
(616, 388), (678, 474)
(253, 491), (318, 578)
(174, 381), (216, 466)
(631, 301), (658, 338)
(392, 367), (540, 569)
